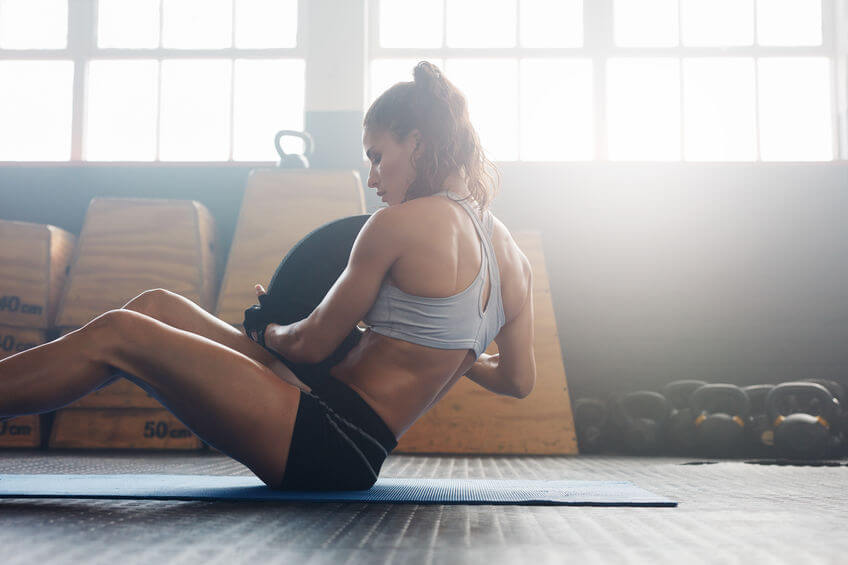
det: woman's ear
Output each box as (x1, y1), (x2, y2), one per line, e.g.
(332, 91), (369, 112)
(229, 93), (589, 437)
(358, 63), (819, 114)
(407, 129), (422, 150)
(409, 130), (424, 159)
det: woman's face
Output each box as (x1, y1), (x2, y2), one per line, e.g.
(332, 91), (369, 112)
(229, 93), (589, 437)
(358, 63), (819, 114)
(363, 127), (420, 206)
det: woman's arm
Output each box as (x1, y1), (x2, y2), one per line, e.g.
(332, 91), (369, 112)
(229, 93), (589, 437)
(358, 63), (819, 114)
(467, 268), (536, 399)
(465, 353), (519, 396)
(265, 208), (403, 364)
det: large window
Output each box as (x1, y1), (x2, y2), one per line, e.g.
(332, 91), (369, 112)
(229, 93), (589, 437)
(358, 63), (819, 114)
(0, 0), (838, 163)
(369, 0), (836, 162)
(0, 0), (304, 162)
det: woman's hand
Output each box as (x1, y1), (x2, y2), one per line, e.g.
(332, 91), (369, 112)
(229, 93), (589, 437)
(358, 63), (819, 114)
(244, 283), (266, 341)
(248, 283), (281, 349)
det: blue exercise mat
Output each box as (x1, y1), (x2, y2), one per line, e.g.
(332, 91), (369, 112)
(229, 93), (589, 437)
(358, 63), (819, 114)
(0, 474), (676, 506)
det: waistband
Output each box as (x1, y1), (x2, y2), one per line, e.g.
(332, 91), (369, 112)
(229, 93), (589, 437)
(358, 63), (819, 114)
(309, 374), (398, 454)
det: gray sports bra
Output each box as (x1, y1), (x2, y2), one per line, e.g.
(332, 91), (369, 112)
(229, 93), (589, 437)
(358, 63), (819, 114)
(361, 191), (506, 358)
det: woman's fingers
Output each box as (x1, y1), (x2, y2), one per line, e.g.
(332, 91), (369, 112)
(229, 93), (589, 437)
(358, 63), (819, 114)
(255, 283), (266, 296)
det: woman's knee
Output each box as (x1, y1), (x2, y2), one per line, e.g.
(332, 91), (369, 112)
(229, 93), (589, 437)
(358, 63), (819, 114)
(85, 308), (133, 331)
(81, 308), (147, 361)
(123, 288), (175, 318)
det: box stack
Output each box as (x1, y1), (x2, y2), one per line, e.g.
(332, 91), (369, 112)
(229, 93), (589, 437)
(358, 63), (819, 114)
(0, 220), (76, 448)
(48, 198), (218, 450)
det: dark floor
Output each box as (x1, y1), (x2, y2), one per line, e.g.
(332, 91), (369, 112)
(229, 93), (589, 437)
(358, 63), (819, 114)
(0, 451), (845, 564)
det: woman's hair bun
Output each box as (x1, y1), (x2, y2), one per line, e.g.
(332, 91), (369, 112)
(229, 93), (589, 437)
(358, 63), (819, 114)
(413, 61), (442, 92)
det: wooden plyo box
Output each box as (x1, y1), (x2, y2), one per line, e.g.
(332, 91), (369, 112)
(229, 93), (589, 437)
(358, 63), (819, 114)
(0, 220), (76, 329)
(55, 198), (218, 329)
(395, 231), (578, 455)
(215, 169), (366, 325)
(0, 325), (47, 359)
(49, 198), (216, 451)
(0, 416), (41, 448)
(49, 408), (202, 450)
(0, 325), (49, 448)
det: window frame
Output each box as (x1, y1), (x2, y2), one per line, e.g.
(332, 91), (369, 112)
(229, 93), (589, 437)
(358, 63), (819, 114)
(0, 0), (308, 164)
(368, 0), (843, 162)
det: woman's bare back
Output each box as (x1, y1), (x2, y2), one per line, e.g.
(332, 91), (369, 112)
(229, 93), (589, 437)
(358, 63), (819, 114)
(330, 193), (532, 438)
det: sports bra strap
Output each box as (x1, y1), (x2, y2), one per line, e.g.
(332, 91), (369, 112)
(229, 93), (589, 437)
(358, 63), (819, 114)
(447, 195), (501, 300)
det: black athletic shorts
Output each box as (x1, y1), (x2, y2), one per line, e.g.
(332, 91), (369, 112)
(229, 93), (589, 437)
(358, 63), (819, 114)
(276, 332), (398, 491)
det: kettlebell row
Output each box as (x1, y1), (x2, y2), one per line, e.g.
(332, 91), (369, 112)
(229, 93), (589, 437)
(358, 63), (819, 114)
(573, 379), (846, 459)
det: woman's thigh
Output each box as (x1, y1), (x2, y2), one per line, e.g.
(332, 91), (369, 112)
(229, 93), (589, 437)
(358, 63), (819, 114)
(121, 288), (311, 392)
(90, 308), (300, 489)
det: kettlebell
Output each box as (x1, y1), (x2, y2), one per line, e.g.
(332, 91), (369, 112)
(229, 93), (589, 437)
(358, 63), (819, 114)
(803, 378), (846, 456)
(662, 380), (706, 455)
(691, 384), (750, 458)
(612, 391), (670, 454)
(574, 398), (609, 454)
(767, 382), (840, 459)
(742, 384), (776, 458)
(275, 130), (314, 168)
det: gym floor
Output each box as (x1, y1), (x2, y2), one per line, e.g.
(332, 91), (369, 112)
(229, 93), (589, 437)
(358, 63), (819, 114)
(0, 451), (844, 564)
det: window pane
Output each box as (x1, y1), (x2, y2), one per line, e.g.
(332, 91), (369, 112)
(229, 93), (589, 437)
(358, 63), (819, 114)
(614, 0), (678, 47)
(520, 58), (593, 160)
(445, 59), (518, 161)
(162, 0), (232, 49)
(758, 58), (832, 161)
(520, 0), (582, 48)
(607, 58), (680, 161)
(85, 60), (159, 161)
(0, 0), (67, 49)
(235, 0), (297, 48)
(97, 0), (160, 48)
(681, 0), (753, 47)
(683, 58), (756, 161)
(447, 0), (515, 48)
(379, 0), (443, 48)
(757, 0), (821, 46)
(0, 61), (73, 160)
(369, 58), (444, 107)
(159, 59), (232, 161)
(233, 59), (304, 161)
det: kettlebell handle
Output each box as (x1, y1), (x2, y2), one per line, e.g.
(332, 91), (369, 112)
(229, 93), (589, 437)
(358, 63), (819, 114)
(275, 130), (314, 161)
(743, 384), (775, 415)
(765, 381), (837, 424)
(690, 384), (750, 418)
(574, 398), (609, 427)
(617, 391), (670, 425)
(662, 380), (707, 410)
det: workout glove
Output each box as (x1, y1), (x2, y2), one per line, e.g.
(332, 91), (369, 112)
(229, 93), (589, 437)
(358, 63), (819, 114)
(243, 293), (276, 348)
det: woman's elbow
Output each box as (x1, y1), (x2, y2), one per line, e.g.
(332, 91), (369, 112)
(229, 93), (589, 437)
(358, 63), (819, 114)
(512, 357), (537, 398)
(512, 372), (536, 399)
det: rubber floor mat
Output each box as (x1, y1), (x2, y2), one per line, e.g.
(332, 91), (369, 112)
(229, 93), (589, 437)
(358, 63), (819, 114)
(0, 474), (676, 506)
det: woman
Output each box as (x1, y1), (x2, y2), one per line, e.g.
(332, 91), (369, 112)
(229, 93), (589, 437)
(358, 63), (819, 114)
(0, 62), (536, 490)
